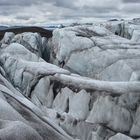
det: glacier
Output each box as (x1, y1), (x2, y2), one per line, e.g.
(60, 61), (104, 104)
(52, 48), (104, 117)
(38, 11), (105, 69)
(0, 19), (140, 140)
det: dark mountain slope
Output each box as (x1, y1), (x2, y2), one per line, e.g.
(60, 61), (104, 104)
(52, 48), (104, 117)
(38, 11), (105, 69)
(0, 26), (52, 40)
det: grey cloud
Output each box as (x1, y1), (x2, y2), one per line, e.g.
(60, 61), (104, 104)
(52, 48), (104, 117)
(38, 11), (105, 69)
(122, 0), (140, 3)
(0, 0), (75, 8)
(0, 0), (36, 6)
(15, 15), (32, 20)
(0, 5), (19, 15)
(83, 6), (119, 13)
(0, 0), (139, 25)
(122, 4), (140, 13)
(53, 0), (75, 8)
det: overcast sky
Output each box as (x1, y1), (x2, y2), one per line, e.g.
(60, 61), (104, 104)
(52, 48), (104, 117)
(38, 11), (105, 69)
(0, 0), (140, 25)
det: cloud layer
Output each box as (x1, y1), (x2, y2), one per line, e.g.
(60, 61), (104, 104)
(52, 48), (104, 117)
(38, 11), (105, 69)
(0, 0), (139, 25)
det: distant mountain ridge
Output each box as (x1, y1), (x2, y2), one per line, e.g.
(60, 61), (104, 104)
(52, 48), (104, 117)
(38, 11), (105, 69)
(0, 25), (9, 30)
(0, 26), (53, 40)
